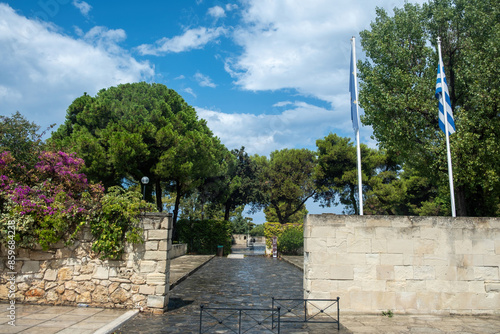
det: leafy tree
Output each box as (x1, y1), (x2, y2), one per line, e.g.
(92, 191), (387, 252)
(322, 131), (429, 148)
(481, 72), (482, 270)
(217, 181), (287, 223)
(254, 148), (317, 224)
(314, 133), (397, 214)
(50, 82), (228, 229)
(358, 0), (500, 216)
(214, 147), (259, 221)
(264, 202), (307, 224)
(0, 112), (54, 177)
(231, 207), (254, 234)
(249, 224), (265, 236)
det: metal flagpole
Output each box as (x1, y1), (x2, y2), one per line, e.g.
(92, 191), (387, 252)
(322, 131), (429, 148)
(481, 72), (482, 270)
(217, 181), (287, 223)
(351, 37), (363, 215)
(437, 37), (456, 217)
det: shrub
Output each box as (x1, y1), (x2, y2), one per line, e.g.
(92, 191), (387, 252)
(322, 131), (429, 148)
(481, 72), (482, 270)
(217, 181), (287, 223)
(277, 226), (303, 255)
(177, 219), (232, 255)
(249, 224), (265, 236)
(0, 150), (155, 259)
(264, 222), (303, 255)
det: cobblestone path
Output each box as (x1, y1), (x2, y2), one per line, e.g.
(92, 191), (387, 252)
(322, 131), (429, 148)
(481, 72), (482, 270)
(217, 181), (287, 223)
(116, 256), (335, 333)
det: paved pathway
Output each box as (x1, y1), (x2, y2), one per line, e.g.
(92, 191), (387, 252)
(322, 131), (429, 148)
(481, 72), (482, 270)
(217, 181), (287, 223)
(117, 255), (500, 334)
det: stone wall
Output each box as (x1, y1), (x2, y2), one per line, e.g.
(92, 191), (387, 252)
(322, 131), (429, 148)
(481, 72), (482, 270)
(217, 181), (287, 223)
(0, 213), (172, 314)
(170, 243), (187, 259)
(304, 214), (500, 315)
(232, 234), (265, 245)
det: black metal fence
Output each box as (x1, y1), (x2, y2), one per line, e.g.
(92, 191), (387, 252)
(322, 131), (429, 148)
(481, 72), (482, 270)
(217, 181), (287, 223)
(272, 297), (340, 330)
(199, 297), (340, 333)
(199, 305), (281, 334)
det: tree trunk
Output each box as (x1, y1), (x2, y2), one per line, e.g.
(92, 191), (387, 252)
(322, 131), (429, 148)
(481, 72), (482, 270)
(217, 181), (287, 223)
(224, 202), (231, 221)
(455, 185), (467, 217)
(155, 179), (163, 212)
(172, 182), (182, 240)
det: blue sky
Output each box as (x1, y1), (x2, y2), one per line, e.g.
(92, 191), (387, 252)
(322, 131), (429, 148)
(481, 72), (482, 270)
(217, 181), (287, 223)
(0, 0), (427, 222)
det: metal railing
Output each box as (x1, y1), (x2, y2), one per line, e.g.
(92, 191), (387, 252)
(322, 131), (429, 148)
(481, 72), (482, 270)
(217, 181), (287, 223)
(199, 305), (281, 334)
(272, 297), (340, 330)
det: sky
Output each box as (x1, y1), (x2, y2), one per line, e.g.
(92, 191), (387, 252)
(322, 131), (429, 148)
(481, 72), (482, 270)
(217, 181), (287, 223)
(0, 0), (427, 223)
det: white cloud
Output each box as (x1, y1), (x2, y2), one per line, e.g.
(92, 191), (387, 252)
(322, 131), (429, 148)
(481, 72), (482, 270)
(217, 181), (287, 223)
(0, 4), (153, 129)
(227, 0), (429, 104)
(208, 6), (225, 19)
(136, 27), (227, 55)
(226, 4), (238, 12)
(194, 72), (216, 88)
(72, 0), (92, 17)
(184, 87), (197, 98)
(196, 101), (351, 156)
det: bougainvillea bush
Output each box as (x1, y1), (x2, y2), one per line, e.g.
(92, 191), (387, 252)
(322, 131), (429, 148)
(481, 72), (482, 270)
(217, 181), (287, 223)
(0, 150), (155, 259)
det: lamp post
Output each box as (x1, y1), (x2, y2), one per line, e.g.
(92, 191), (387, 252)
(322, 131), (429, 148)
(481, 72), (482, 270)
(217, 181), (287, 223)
(141, 176), (149, 200)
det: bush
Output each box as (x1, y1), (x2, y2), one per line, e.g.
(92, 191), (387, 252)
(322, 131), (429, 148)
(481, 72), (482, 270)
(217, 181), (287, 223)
(249, 224), (265, 236)
(177, 219), (232, 255)
(277, 226), (303, 255)
(264, 222), (303, 255)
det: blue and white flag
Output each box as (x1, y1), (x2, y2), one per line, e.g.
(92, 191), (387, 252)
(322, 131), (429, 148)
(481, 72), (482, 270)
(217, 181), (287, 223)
(350, 41), (359, 132)
(435, 60), (456, 135)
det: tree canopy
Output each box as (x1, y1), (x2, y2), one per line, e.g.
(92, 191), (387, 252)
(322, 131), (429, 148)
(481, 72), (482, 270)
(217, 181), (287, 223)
(358, 0), (500, 216)
(50, 82), (229, 228)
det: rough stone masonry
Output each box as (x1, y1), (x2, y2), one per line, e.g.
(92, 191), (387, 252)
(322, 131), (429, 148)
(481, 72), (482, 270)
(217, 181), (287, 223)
(0, 213), (173, 314)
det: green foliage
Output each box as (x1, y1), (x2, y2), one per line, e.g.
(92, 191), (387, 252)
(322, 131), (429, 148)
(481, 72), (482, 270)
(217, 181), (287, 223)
(254, 149), (317, 224)
(249, 224), (265, 236)
(90, 186), (156, 259)
(264, 222), (302, 254)
(176, 219), (232, 255)
(382, 310), (394, 318)
(315, 133), (400, 215)
(277, 226), (304, 255)
(358, 0), (500, 216)
(231, 207), (254, 234)
(49, 83), (229, 228)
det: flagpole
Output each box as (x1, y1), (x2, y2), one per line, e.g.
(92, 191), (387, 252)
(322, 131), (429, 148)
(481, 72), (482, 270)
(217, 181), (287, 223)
(351, 37), (363, 215)
(437, 37), (456, 217)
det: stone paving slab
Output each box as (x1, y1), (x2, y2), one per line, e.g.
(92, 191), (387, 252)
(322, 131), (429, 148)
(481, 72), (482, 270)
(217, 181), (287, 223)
(0, 303), (138, 334)
(169, 255), (214, 289)
(281, 255), (304, 271)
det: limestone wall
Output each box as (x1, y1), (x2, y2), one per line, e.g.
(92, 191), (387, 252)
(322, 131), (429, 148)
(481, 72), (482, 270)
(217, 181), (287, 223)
(0, 213), (172, 314)
(304, 214), (500, 315)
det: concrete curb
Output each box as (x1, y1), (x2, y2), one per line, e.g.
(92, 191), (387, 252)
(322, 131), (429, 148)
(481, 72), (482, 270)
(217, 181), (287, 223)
(281, 256), (304, 271)
(95, 309), (139, 334)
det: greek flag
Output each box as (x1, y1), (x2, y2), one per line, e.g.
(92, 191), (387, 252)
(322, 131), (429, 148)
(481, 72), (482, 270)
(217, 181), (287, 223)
(435, 60), (456, 135)
(350, 42), (359, 132)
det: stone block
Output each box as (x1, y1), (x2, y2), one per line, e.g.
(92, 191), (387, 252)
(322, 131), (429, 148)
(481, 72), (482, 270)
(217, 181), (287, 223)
(415, 240), (437, 254)
(353, 265), (376, 281)
(147, 295), (168, 309)
(93, 266), (109, 279)
(434, 266), (457, 280)
(148, 229), (168, 240)
(387, 239), (414, 254)
(57, 267), (73, 281)
(330, 265), (354, 280)
(145, 241), (159, 251)
(472, 240), (495, 255)
(43, 269), (57, 281)
(73, 274), (92, 281)
(158, 240), (168, 251)
(469, 281), (486, 293)
(139, 285), (156, 295)
(140, 261), (157, 273)
(413, 266), (435, 280)
(326, 239), (347, 254)
(376, 265), (394, 280)
(21, 261), (40, 273)
(305, 237), (327, 252)
(474, 266), (499, 280)
(423, 255), (448, 266)
(372, 291), (396, 310)
(350, 291), (372, 312)
(31, 251), (55, 261)
(156, 285), (168, 295)
(334, 253), (365, 266)
(396, 292), (417, 311)
(371, 239), (387, 253)
(455, 240), (472, 254)
(361, 279), (386, 291)
(380, 253), (404, 266)
(485, 282), (500, 292)
(310, 225), (336, 238)
(346, 236), (371, 253)
(147, 273), (167, 285)
(144, 251), (168, 261)
(394, 266), (413, 280)
(495, 240), (500, 255)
